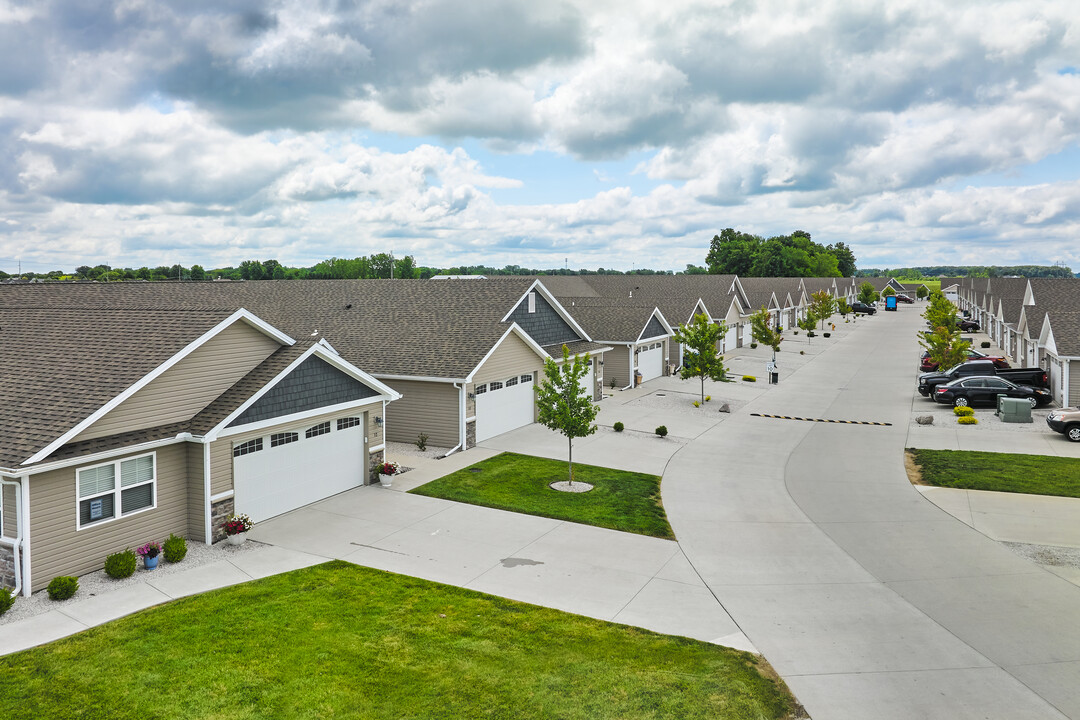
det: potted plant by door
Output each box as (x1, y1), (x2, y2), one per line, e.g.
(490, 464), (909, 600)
(377, 461), (400, 488)
(136, 541), (162, 570)
(223, 513), (254, 545)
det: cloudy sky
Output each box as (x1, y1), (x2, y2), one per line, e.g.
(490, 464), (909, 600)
(2, 0), (1079, 274)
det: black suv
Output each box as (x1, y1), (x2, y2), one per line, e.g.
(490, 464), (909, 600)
(851, 302), (876, 315)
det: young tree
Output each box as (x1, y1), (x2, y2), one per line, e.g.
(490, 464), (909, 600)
(535, 345), (600, 485)
(798, 313), (817, 343)
(749, 306), (783, 362)
(837, 298), (852, 316)
(858, 281), (878, 305)
(920, 292), (968, 369)
(882, 286), (896, 297)
(808, 290), (836, 330)
(916, 285), (929, 300)
(673, 313), (728, 404)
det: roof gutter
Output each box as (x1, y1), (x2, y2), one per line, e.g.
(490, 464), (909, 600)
(444, 382), (466, 456)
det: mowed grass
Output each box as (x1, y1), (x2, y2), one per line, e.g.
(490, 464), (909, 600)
(0, 562), (798, 720)
(908, 448), (1080, 498)
(410, 452), (673, 539)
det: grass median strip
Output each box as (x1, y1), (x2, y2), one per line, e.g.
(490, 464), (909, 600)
(907, 448), (1080, 498)
(409, 452), (674, 539)
(0, 561), (798, 720)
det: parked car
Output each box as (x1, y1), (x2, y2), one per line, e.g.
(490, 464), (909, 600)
(895, 294), (915, 304)
(957, 317), (980, 332)
(933, 376), (1051, 408)
(851, 302), (876, 315)
(1047, 408), (1080, 442)
(919, 349), (1008, 373)
(917, 360), (1048, 397)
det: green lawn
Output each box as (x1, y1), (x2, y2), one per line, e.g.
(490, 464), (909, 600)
(908, 448), (1080, 498)
(410, 452), (674, 539)
(0, 562), (797, 720)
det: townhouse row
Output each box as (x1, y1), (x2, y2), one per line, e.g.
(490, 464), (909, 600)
(950, 277), (1080, 409)
(0, 274), (865, 595)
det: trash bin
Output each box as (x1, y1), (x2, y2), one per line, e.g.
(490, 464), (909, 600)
(770, 372), (779, 384)
(634, 370), (642, 387)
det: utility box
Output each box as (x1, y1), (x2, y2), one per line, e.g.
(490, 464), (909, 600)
(996, 394), (1033, 423)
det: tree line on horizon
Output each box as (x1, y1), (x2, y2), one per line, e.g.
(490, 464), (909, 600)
(857, 265), (1074, 279)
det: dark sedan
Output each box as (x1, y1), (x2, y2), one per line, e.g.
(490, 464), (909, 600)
(933, 376), (1052, 408)
(920, 349), (1008, 373)
(957, 318), (980, 332)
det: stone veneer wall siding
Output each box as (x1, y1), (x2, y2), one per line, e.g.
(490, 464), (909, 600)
(0, 545), (13, 590)
(466, 420), (476, 449)
(211, 497), (235, 543)
(368, 449), (384, 483)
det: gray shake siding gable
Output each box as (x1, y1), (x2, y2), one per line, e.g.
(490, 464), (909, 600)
(506, 291), (580, 346)
(640, 315), (666, 340)
(228, 356), (377, 427)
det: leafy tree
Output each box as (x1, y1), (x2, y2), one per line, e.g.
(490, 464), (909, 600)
(395, 255), (419, 279)
(369, 253), (394, 278)
(916, 285), (929, 300)
(239, 260), (265, 281)
(808, 290), (836, 330)
(809, 253), (840, 277)
(534, 345), (600, 485)
(190, 264), (206, 281)
(858, 281), (878, 305)
(920, 292), (969, 369)
(706, 229), (760, 275)
(798, 313), (817, 343)
(882, 286), (895, 296)
(829, 242), (857, 277)
(749, 307), (783, 362)
(837, 298), (852, 316)
(673, 313), (728, 404)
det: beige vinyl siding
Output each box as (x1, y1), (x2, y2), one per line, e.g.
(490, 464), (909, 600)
(208, 402), (381, 496)
(384, 380), (459, 448)
(28, 443), (189, 591)
(473, 333), (545, 385)
(604, 345), (632, 388)
(369, 408), (384, 447)
(2, 484), (16, 537)
(1070, 360), (1080, 408)
(186, 442), (206, 542)
(74, 321), (282, 442)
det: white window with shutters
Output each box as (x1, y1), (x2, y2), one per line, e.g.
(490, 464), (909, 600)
(76, 452), (156, 530)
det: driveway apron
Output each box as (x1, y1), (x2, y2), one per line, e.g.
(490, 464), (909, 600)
(663, 307), (1080, 720)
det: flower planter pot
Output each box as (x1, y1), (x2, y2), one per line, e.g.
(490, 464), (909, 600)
(226, 532), (247, 546)
(144, 555), (159, 570)
(379, 473), (394, 488)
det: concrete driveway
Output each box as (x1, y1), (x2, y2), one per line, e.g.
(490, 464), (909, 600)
(656, 306), (1080, 719)
(249, 450), (755, 651)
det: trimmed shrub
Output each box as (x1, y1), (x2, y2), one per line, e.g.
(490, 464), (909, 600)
(705, 395), (711, 402)
(742, 375), (756, 382)
(104, 549), (137, 579)
(163, 534), (188, 563)
(655, 425), (668, 437)
(47, 576), (78, 601)
(750, 342), (758, 349)
(794, 329), (799, 334)
(415, 433), (429, 451)
(0, 586), (14, 616)
(823, 332), (831, 338)
(953, 406), (975, 417)
(693, 401), (700, 407)
(800, 350), (805, 355)
(613, 421), (624, 432)
(808, 331), (816, 337)
(981, 341), (991, 348)
(957, 416), (979, 425)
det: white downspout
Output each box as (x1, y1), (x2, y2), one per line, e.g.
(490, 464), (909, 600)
(20, 474), (30, 597)
(0, 477), (23, 596)
(203, 441), (212, 545)
(622, 344), (635, 390)
(444, 382), (466, 456)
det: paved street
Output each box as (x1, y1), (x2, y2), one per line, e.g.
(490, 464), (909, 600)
(662, 305), (1080, 719)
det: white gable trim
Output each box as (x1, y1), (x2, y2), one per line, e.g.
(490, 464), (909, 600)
(501, 279), (593, 342)
(687, 299), (712, 324)
(465, 323), (550, 383)
(22, 309), (295, 466)
(1040, 315), (1058, 355)
(204, 343), (401, 441)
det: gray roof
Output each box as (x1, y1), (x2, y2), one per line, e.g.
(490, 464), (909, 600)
(1047, 312), (1080, 356)
(558, 297), (667, 342)
(998, 297), (1025, 325)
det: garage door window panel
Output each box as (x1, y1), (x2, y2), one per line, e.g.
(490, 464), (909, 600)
(271, 432), (298, 447)
(233, 438), (264, 457)
(306, 421), (331, 439)
(337, 416), (361, 431)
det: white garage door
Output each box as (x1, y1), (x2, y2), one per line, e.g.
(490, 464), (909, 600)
(476, 374), (535, 442)
(722, 325), (736, 353)
(637, 343), (664, 382)
(233, 415), (365, 523)
(578, 360), (595, 400)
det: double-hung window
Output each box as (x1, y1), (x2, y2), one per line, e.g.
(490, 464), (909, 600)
(77, 453), (156, 529)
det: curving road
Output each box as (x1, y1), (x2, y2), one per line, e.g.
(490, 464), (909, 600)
(663, 306), (1080, 719)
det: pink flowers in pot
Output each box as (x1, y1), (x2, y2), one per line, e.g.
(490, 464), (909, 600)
(223, 513), (254, 536)
(135, 541), (161, 559)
